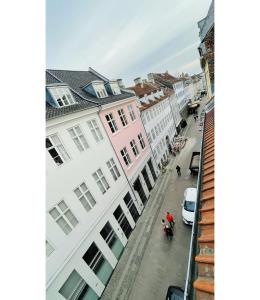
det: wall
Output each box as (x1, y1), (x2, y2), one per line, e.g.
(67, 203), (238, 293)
(46, 108), (143, 297)
(99, 97), (152, 180)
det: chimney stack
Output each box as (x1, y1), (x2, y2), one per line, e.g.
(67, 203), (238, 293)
(134, 77), (142, 86)
(117, 79), (125, 88)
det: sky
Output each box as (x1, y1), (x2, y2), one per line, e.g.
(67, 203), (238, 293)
(46, 0), (211, 86)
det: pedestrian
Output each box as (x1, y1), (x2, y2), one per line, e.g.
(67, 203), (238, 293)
(161, 219), (166, 232)
(165, 225), (173, 240)
(166, 212), (174, 228)
(193, 115), (196, 121)
(176, 165), (181, 176)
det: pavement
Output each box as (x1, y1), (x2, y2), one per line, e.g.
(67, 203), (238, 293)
(101, 97), (207, 300)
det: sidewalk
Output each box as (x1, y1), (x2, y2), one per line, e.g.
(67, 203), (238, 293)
(101, 101), (205, 300)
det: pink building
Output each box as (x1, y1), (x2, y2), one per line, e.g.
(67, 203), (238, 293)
(99, 92), (159, 207)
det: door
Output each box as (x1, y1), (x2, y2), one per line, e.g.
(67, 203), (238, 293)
(133, 177), (147, 205)
(148, 158), (157, 181)
(113, 205), (133, 239)
(123, 192), (140, 223)
(141, 167), (152, 191)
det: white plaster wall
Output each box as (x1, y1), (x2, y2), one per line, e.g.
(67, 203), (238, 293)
(46, 109), (142, 297)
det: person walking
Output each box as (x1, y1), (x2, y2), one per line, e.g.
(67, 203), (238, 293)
(166, 212), (174, 228)
(165, 224), (173, 240)
(176, 165), (181, 176)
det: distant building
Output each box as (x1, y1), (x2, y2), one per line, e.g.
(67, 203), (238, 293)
(148, 71), (190, 118)
(198, 0), (214, 99)
(128, 78), (177, 169)
(46, 68), (157, 299)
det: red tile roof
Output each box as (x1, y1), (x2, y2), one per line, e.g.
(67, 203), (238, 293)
(139, 95), (169, 111)
(127, 82), (161, 97)
(193, 108), (214, 299)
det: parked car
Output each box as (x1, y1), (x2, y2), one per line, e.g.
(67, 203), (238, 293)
(165, 286), (184, 300)
(182, 188), (197, 225)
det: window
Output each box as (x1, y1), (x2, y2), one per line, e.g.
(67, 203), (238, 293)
(153, 150), (157, 159)
(46, 240), (54, 257)
(49, 200), (78, 235)
(120, 147), (132, 166)
(141, 114), (146, 125)
(155, 126), (159, 135)
(87, 119), (103, 142)
(59, 270), (99, 300)
(151, 129), (156, 140)
(100, 222), (124, 259)
(106, 158), (121, 181)
(83, 243), (113, 285)
(74, 182), (96, 212)
(127, 104), (136, 121)
(138, 133), (146, 149)
(146, 111), (151, 121)
(68, 125), (89, 152)
(48, 87), (75, 107)
(93, 169), (110, 194)
(118, 108), (128, 126)
(130, 139), (140, 157)
(105, 113), (118, 133)
(46, 134), (70, 166)
(150, 109), (154, 119)
(147, 132), (152, 144)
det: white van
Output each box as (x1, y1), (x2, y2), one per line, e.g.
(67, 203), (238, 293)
(182, 188), (197, 225)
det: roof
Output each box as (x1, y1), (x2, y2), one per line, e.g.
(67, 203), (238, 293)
(139, 94), (169, 112)
(153, 72), (181, 84)
(127, 82), (161, 97)
(46, 69), (134, 121)
(198, 0), (214, 42)
(193, 106), (214, 299)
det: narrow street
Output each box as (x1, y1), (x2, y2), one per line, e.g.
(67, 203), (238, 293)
(101, 98), (207, 300)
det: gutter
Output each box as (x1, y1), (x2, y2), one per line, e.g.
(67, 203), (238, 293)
(184, 108), (206, 299)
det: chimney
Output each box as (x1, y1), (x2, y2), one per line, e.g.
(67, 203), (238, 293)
(134, 77), (142, 86)
(147, 73), (155, 83)
(117, 79), (124, 88)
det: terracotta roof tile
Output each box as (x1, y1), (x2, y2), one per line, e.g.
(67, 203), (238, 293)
(194, 107), (215, 298)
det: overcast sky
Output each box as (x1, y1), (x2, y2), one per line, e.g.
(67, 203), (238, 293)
(46, 0), (211, 86)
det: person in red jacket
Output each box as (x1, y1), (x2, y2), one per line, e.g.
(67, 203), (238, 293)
(166, 212), (174, 228)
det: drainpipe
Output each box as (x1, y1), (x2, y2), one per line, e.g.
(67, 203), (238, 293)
(97, 104), (144, 213)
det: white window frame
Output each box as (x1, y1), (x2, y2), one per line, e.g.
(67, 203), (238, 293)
(48, 87), (75, 107)
(49, 200), (78, 235)
(151, 129), (156, 140)
(128, 104), (136, 121)
(46, 240), (55, 257)
(68, 125), (89, 152)
(93, 168), (110, 194)
(74, 182), (96, 212)
(120, 147), (132, 166)
(105, 113), (118, 133)
(118, 108), (128, 127)
(147, 132), (152, 144)
(138, 133), (146, 149)
(130, 139), (140, 157)
(46, 134), (70, 166)
(87, 119), (104, 142)
(106, 158), (121, 181)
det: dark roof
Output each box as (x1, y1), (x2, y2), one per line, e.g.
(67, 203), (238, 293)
(193, 105), (214, 299)
(46, 69), (134, 121)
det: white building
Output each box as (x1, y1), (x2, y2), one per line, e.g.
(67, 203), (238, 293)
(46, 70), (143, 299)
(128, 79), (176, 169)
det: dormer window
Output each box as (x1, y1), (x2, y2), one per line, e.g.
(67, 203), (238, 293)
(48, 86), (75, 107)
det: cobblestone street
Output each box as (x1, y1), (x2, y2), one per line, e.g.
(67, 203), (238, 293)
(101, 98), (207, 300)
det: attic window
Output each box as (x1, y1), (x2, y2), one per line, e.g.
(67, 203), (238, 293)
(48, 87), (75, 107)
(96, 89), (107, 98)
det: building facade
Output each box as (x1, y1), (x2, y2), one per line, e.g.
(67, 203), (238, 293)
(198, 0), (214, 100)
(148, 71), (189, 118)
(46, 69), (155, 299)
(127, 78), (177, 169)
